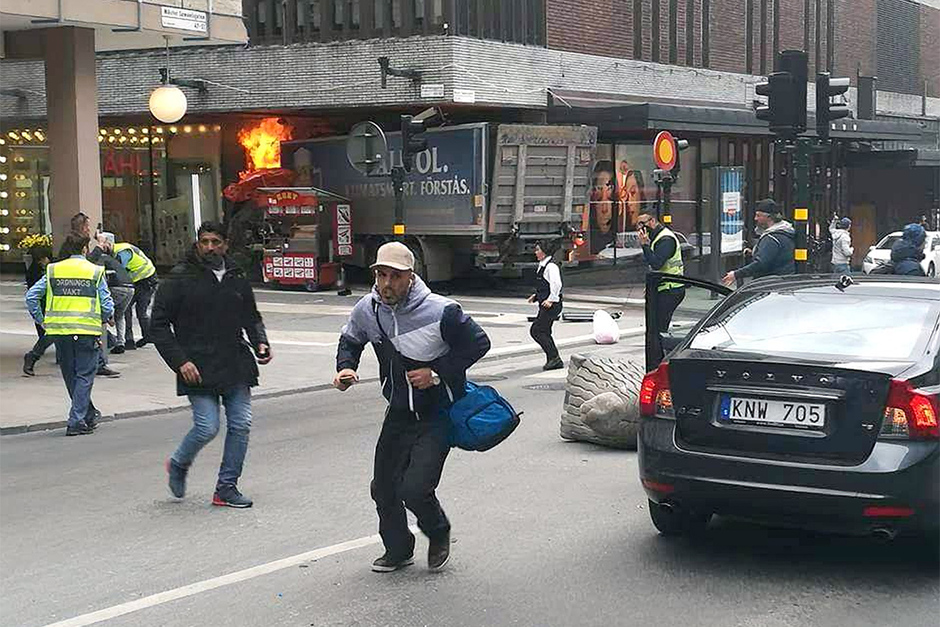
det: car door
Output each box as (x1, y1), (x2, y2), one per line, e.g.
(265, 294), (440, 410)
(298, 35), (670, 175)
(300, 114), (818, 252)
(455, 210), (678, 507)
(645, 272), (732, 372)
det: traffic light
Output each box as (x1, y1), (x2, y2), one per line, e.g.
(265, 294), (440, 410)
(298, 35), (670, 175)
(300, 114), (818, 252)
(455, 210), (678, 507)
(754, 50), (808, 137)
(815, 73), (851, 141)
(400, 114), (428, 172)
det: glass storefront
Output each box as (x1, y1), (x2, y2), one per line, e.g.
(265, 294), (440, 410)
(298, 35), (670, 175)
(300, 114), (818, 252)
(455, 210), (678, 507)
(0, 123), (223, 266)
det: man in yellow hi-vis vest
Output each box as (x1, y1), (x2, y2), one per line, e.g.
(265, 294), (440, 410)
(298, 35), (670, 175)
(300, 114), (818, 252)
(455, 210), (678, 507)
(26, 233), (114, 436)
(637, 212), (686, 334)
(112, 241), (157, 349)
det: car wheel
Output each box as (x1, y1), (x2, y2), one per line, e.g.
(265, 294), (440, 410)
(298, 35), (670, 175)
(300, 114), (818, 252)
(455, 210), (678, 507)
(648, 499), (711, 536)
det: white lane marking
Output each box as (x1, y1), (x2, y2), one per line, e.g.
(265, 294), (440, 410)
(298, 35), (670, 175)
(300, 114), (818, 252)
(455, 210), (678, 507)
(38, 530), (399, 627)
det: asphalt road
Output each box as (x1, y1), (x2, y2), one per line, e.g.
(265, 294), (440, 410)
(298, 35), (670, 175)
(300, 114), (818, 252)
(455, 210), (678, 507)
(1, 346), (938, 627)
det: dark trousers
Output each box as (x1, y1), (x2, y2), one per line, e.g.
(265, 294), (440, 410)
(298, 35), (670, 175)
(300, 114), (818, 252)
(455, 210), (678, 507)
(371, 407), (451, 559)
(54, 335), (99, 427)
(28, 323), (55, 360)
(655, 287), (686, 333)
(125, 277), (156, 343)
(529, 302), (562, 362)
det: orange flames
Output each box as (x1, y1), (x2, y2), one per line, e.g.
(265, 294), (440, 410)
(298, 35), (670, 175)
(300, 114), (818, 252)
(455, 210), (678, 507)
(237, 117), (293, 178)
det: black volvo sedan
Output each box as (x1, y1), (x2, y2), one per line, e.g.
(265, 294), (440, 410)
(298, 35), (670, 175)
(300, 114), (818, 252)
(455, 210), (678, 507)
(638, 273), (939, 539)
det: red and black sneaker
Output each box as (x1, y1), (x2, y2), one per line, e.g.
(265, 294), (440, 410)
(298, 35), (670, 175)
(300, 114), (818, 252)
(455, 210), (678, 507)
(212, 484), (253, 508)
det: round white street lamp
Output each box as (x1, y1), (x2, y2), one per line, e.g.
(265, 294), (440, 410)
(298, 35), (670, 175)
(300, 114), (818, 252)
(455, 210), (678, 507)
(149, 85), (187, 124)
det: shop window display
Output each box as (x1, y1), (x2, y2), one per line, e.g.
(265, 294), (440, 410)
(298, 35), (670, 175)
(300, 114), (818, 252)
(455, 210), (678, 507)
(0, 124), (223, 268)
(579, 141), (698, 262)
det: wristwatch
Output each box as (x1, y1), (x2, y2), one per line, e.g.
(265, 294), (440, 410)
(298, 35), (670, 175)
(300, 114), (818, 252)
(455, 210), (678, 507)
(430, 371), (441, 386)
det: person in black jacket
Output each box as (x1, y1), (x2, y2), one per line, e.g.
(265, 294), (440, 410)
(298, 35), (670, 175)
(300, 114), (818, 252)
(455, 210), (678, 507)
(22, 246), (53, 376)
(333, 242), (491, 574)
(151, 222), (271, 509)
(723, 199), (796, 286)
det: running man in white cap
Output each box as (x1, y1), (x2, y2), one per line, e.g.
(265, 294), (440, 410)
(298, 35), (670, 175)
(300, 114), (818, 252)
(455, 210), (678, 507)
(333, 242), (491, 573)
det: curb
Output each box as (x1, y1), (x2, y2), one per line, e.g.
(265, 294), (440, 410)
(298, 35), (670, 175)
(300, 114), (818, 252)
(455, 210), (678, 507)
(564, 293), (645, 307)
(1, 327), (645, 436)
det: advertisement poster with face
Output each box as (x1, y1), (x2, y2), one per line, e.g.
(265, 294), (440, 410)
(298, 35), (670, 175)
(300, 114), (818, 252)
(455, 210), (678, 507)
(580, 142), (697, 261)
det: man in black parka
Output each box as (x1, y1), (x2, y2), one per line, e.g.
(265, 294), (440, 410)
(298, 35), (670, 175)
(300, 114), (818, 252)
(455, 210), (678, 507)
(151, 221), (271, 508)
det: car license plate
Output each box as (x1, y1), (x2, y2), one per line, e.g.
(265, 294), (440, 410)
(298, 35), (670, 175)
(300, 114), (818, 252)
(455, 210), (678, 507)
(720, 396), (826, 429)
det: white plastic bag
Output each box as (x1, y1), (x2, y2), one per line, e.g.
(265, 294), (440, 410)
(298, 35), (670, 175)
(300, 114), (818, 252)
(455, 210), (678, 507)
(592, 310), (620, 344)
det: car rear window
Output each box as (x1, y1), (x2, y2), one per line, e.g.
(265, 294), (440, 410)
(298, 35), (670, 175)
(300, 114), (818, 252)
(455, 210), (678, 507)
(877, 236), (900, 250)
(689, 290), (939, 361)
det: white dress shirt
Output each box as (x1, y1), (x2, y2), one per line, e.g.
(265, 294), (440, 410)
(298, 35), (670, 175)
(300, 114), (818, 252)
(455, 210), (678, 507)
(539, 257), (562, 304)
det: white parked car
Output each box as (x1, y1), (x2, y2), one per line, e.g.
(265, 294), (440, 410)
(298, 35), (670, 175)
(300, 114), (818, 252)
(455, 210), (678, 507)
(862, 230), (940, 277)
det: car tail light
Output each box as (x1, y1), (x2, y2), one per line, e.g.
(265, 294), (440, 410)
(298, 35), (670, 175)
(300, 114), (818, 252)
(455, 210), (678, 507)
(863, 505), (915, 518)
(879, 380), (939, 440)
(640, 363), (674, 419)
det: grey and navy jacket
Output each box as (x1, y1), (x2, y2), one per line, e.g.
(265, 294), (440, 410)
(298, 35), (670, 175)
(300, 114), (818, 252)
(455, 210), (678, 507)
(736, 220), (796, 279)
(336, 276), (491, 414)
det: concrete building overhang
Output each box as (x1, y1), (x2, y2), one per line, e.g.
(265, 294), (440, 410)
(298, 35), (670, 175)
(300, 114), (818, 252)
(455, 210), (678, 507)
(1, 0), (246, 58)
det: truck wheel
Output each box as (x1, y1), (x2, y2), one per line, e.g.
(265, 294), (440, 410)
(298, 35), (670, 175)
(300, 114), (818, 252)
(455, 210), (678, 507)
(648, 500), (711, 537)
(404, 238), (428, 280)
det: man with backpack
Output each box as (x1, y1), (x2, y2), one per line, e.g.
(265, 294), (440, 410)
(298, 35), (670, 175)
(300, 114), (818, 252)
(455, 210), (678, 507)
(333, 242), (490, 574)
(723, 199), (796, 286)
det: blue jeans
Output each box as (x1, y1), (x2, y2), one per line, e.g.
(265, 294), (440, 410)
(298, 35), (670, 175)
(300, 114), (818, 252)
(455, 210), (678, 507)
(54, 335), (100, 427)
(172, 386), (252, 489)
(832, 263), (851, 275)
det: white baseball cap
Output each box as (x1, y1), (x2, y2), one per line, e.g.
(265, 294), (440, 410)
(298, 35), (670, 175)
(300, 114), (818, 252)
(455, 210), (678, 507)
(370, 241), (415, 272)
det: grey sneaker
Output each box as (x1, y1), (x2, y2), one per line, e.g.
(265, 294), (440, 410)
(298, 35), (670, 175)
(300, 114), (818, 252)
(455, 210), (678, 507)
(212, 484), (253, 508)
(166, 458), (188, 498)
(371, 552), (414, 573)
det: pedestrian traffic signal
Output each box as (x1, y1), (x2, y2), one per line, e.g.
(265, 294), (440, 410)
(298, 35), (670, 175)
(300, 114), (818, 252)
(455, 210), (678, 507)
(815, 73), (851, 141)
(755, 50), (808, 137)
(400, 114), (428, 173)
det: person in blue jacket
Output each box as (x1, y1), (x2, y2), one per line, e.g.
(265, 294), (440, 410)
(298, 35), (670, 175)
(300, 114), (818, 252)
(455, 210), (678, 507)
(891, 223), (928, 277)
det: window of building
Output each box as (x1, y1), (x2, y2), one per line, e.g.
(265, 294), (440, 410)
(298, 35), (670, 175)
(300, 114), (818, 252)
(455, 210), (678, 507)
(374, 0), (385, 29)
(350, 0), (360, 28)
(333, 0), (344, 28)
(415, 0), (425, 27)
(297, 1), (322, 34)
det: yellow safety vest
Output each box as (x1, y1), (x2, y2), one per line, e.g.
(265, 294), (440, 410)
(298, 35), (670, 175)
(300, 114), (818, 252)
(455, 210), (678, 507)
(43, 257), (105, 336)
(652, 227), (685, 291)
(113, 242), (156, 282)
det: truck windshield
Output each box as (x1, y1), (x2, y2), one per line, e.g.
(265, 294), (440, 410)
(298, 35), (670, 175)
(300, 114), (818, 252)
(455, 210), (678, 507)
(690, 289), (939, 362)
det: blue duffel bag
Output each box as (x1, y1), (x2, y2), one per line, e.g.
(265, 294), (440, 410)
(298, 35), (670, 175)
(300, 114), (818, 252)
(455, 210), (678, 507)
(443, 382), (521, 451)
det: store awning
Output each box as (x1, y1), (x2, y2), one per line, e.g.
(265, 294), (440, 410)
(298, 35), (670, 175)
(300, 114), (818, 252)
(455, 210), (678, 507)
(547, 89), (926, 143)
